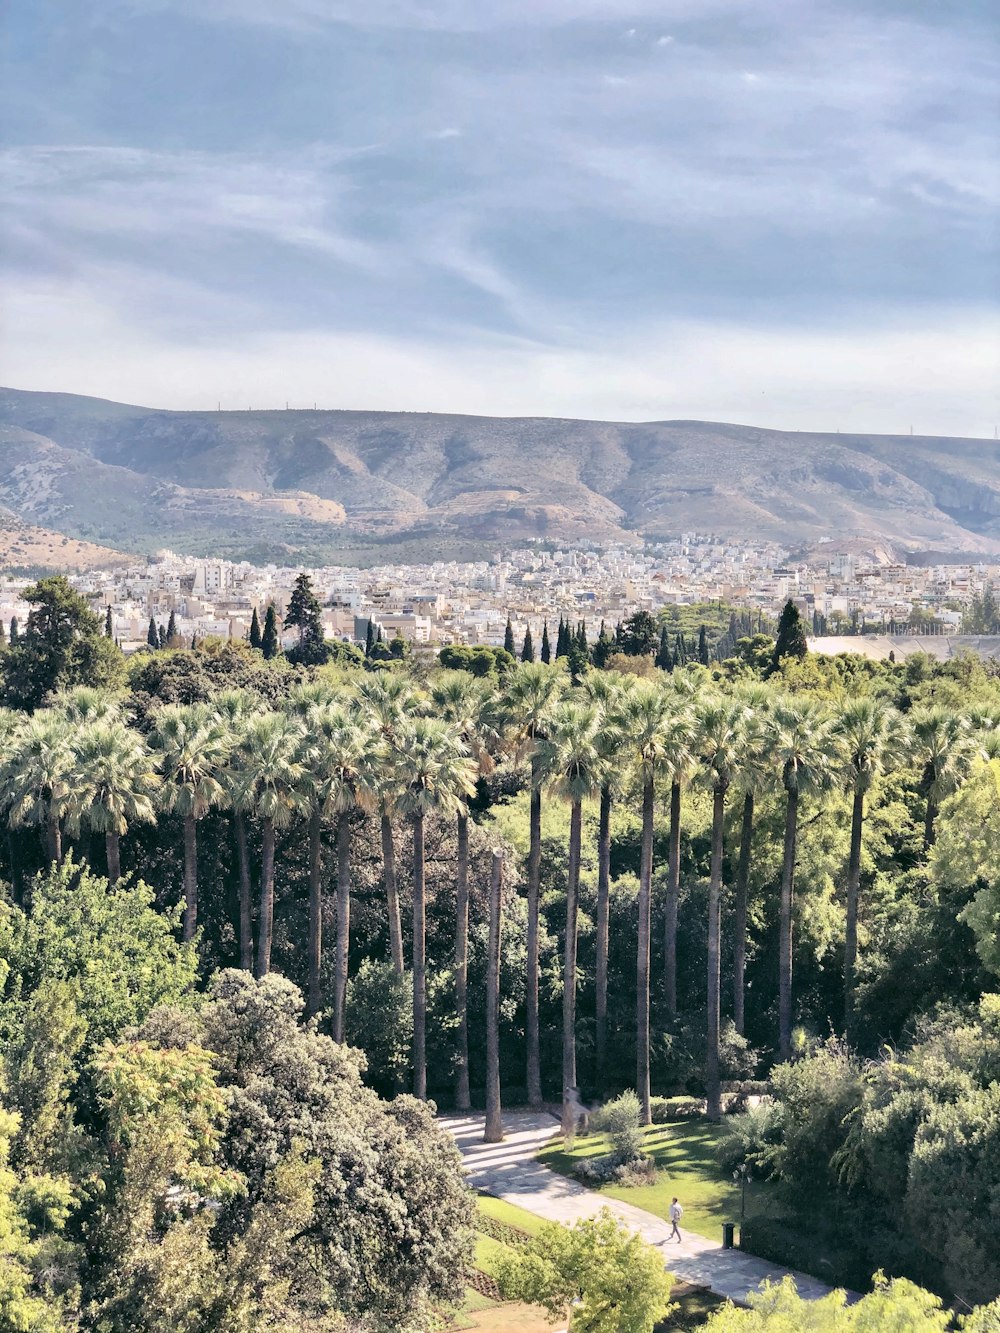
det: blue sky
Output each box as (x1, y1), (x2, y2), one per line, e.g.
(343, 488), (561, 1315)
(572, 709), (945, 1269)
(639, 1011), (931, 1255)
(1, 0), (998, 433)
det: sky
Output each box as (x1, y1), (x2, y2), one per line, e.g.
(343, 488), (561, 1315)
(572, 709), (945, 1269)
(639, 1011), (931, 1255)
(1, 0), (998, 434)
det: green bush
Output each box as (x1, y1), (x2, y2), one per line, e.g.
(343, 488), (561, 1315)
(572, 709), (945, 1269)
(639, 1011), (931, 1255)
(650, 1095), (705, 1123)
(592, 1090), (644, 1164)
(739, 1216), (871, 1294)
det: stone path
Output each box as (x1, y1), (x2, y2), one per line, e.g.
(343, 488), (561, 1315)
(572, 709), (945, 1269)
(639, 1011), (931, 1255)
(441, 1110), (857, 1308)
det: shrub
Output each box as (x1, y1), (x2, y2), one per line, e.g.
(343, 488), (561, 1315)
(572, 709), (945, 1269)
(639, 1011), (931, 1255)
(717, 1103), (784, 1180)
(738, 1217), (871, 1294)
(650, 1096), (705, 1123)
(592, 1090), (644, 1165)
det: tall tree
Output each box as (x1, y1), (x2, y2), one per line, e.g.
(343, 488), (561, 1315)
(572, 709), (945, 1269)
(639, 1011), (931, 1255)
(1, 711), (73, 864)
(767, 697), (835, 1060)
(9, 616), (18, 645)
(158, 624), (168, 650)
(299, 702), (375, 1032)
(150, 703), (231, 942)
(592, 620), (614, 669)
(540, 699), (604, 1137)
(484, 849), (505, 1145)
(540, 622), (551, 665)
(501, 663), (564, 1105)
(212, 689), (258, 970)
(658, 689), (697, 1021)
(910, 705), (971, 849)
(248, 607), (262, 650)
(694, 696), (746, 1120)
(285, 573), (328, 663)
(431, 672), (498, 1110)
(165, 610), (178, 646)
(832, 697), (906, 1034)
(521, 627), (535, 663)
(770, 600), (808, 674)
(104, 606), (113, 638)
(393, 718), (477, 1099)
(655, 626), (672, 672)
(261, 604), (280, 660)
(358, 672), (424, 979)
(618, 611), (659, 658)
(65, 720), (158, 883)
(504, 616), (516, 656)
(728, 685), (772, 1036)
(698, 625), (710, 666)
(147, 617), (159, 649)
(234, 711), (309, 978)
(623, 682), (674, 1123)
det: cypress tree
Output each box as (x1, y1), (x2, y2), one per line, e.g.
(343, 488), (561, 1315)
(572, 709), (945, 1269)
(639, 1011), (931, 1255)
(675, 632), (686, 665)
(190, 632), (197, 650)
(158, 624), (168, 649)
(166, 610), (178, 645)
(576, 620), (588, 653)
(262, 604), (280, 660)
(521, 626), (535, 662)
(8, 616), (17, 645)
(0, 621), (6, 650)
(592, 619), (614, 669)
(614, 620), (623, 647)
(365, 619), (375, 656)
(540, 621), (551, 664)
(147, 616), (159, 649)
(104, 605), (113, 638)
(504, 616), (516, 656)
(655, 625), (672, 671)
(556, 616), (569, 658)
(249, 607), (262, 649)
(770, 599), (808, 673)
(698, 624), (710, 665)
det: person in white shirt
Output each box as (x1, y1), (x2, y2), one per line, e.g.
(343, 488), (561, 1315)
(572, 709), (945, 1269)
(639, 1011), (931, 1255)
(669, 1197), (683, 1242)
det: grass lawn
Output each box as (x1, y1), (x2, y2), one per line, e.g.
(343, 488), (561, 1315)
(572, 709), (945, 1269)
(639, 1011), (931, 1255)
(537, 1119), (781, 1243)
(477, 1194), (547, 1237)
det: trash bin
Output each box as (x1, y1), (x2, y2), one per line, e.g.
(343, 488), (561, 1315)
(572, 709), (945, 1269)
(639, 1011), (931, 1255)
(722, 1222), (735, 1250)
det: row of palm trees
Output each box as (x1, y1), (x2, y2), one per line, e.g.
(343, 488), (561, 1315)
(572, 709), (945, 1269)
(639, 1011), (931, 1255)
(0, 668), (990, 1128)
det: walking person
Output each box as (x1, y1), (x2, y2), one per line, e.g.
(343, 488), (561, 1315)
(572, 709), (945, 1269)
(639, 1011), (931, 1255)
(669, 1196), (683, 1243)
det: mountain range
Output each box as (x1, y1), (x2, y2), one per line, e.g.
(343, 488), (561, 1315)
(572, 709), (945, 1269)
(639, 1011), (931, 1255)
(1, 387), (998, 566)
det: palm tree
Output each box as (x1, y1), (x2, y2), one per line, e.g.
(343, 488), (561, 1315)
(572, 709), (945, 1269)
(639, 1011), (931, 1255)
(622, 681), (675, 1124)
(211, 690), (258, 970)
(910, 705), (971, 849)
(539, 698), (604, 1137)
(299, 702), (375, 1033)
(358, 673), (424, 979)
(54, 686), (123, 725)
(65, 720), (159, 883)
(659, 689), (698, 1022)
(150, 704), (231, 942)
(393, 717), (477, 1100)
(582, 671), (635, 1092)
(501, 662), (563, 1106)
(728, 684), (773, 1036)
(1, 711), (73, 864)
(767, 697), (835, 1061)
(695, 696), (746, 1121)
(431, 671), (499, 1110)
(233, 711), (309, 979)
(484, 849), (505, 1145)
(832, 696), (907, 1034)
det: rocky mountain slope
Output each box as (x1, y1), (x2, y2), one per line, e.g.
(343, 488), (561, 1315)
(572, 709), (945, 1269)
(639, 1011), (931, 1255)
(1, 388), (997, 563)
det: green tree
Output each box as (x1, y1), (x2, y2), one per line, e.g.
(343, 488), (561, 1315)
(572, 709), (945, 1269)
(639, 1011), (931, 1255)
(149, 703), (232, 942)
(504, 616), (516, 656)
(593, 620), (615, 669)
(618, 611), (659, 658)
(147, 616), (159, 649)
(698, 624), (710, 665)
(540, 621), (551, 664)
(65, 720), (159, 883)
(702, 1273), (957, 1332)
(728, 684), (773, 1036)
(495, 1209), (674, 1333)
(2, 576), (122, 711)
(8, 616), (17, 645)
(104, 606), (113, 638)
(248, 607), (262, 650)
(521, 626), (535, 663)
(260, 604), (280, 660)
(284, 573), (329, 665)
(165, 610), (178, 647)
(910, 705), (972, 849)
(2, 709), (73, 863)
(770, 600), (808, 674)
(393, 718), (477, 1099)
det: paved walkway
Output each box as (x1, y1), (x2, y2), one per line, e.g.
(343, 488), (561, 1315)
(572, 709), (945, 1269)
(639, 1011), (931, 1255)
(441, 1110), (856, 1308)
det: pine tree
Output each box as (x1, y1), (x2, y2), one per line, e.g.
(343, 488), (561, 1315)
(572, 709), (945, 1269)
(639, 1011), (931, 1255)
(771, 599), (809, 673)
(655, 625), (672, 671)
(521, 626), (535, 662)
(540, 621), (551, 664)
(504, 616), (516, 656)
(104, 605), (113, 638)
(8, 616), (17, 645)
(166, 610), (178, 646)
(261, 604), (280, 660)
(249, 607), (262, 649)
(285, 572), (323, 647)
(698, 624), (710, 665)
(147, 616), (159, 649)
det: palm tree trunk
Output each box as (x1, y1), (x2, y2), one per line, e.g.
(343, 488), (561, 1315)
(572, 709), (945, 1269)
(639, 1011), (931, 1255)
(455, 811), (472, 1111)
(843, 784), (864, 1036)
(412, 813), (427, 1099)
(484, 849), (504, 1144)
(46, 814), (62, 866)
(561, 799), (582, 1138)
(106, 829), (121, 885)
(778, 784), (799, 1061)
(526, 759), (543, 1107)
(733, 791), (754, 1036)
(923, 795), (937, 850)
(182, 814), (198, 942)
(706, 784), (726, 1122)
(307, 808), (323, 1017)
(333, 814), (351, 1043)
(235, 814), (253, 971)
(664, 779), (682, 1020)
(636, 776), (654, 1125)
(256, 816), (275, 978)
(382, 813), (405, 979)
(595, 784), (612, 1094)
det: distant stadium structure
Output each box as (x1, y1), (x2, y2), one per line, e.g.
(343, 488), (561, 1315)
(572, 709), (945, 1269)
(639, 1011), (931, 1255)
(809, 635), (1000, 661)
